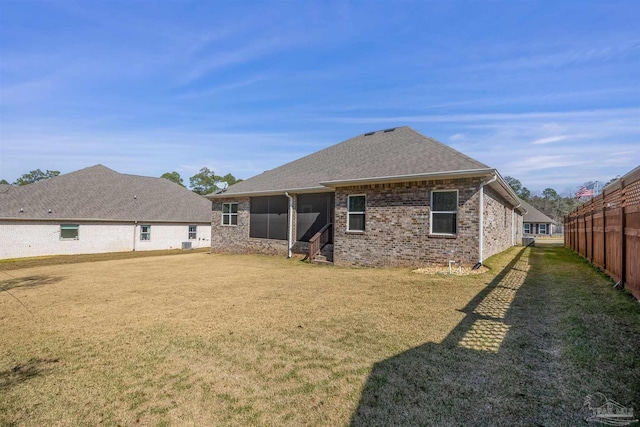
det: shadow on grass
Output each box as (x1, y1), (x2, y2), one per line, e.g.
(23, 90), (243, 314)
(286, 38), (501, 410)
(0, 358), (60, 390)
(349, 247), (586, 426)
(0, 275), (64, 292)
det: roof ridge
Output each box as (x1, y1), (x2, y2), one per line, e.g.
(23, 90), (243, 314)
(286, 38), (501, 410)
(0, 165), (211, 222)
(3, 164), (115, 196)
(216, 126), (496, 197)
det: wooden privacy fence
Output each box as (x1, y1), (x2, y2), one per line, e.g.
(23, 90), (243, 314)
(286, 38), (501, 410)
(565, 166), (640, 300)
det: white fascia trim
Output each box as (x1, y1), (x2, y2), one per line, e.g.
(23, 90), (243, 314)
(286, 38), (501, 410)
(206, 186), (331, 199)
(319, 168), (496, 187)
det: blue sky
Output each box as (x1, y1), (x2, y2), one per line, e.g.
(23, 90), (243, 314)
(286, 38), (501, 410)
(1, 1), (638, 194)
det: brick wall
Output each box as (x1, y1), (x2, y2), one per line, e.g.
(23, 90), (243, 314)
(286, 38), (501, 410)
(0, 221), (211, 259)
(210, 179), (523, 267)
(333, 178), (483, 267)
(515, 209), (524, 245)
(482, 186), (519, 261)
(210, 197), (291, 256)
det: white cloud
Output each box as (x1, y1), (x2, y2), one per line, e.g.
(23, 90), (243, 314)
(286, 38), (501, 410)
(531, 135), (569, 145)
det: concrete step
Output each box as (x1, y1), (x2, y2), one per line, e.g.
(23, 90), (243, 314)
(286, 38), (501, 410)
(311, 256), (333, 265)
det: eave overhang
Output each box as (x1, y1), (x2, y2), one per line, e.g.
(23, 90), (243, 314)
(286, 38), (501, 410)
(206, 186), (331, 199)
(206, 167), (526, 214)
(318, 168), (496, 187)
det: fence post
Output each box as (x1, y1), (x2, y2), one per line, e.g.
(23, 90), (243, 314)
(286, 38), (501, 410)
(602, 201), (606, 269)
(620, 178), (627, 287)
(583, 211), (587, 258)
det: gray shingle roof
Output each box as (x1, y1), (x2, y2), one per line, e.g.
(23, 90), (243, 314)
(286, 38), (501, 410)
(0, 165), (211, 223)
(212, 126), (492, 197)
(519, 199), (555, 224)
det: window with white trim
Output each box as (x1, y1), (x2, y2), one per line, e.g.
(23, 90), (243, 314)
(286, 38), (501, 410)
(188, 225), (197, 239)
(524, 223), (531, 234)
(222, 203), (238, 226)
(140, 225), (151, 241)
(539, 224), (547, 234)
(347, 195), (366, 232)
(60, 224), (79, 240)
(430, 190), (458, 235)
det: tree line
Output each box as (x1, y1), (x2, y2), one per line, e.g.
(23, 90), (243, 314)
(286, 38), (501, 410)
(504, 175), (619, 224)
(160, 168), (242, 195)
(2, 169), (617, 215)
(1, 167), (241, 196)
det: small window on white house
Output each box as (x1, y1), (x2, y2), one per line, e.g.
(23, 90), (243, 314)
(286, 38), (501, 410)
(347, 195), (366, 232)
(222, 203), (238, 226)
(140, 225), (151, 241)
(188, 225), (197, 239)
(431, 190), (458, 235)
(539, 224), (547, 234)
(60, 224), (79, 240)
(524, 223), (531, 234)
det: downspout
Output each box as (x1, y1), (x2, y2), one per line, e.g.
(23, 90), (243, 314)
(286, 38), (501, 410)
(478, 174), (497, 264)
(285, 192), (294, 258)
(133, 220), (137, 251)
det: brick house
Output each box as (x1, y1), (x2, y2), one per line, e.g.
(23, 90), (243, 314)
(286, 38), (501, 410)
(519, 199), (556, 235)
(207, 127), (525, 267)
(0, 165), (212, 259)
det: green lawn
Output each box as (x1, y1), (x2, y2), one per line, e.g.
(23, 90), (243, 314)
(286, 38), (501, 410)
(0, 246), (638, 426)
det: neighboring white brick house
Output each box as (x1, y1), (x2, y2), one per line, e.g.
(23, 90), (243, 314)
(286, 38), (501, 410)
(0, 166), (212, 259)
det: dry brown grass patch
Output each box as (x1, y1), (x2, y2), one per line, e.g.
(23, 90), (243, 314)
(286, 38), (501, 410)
(1, 247), (637, 426)
(1, 252), (492, 426)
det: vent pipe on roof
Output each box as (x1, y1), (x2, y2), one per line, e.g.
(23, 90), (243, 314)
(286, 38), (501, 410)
(478, 174), (497, 264)
(285, 192), (294, 259)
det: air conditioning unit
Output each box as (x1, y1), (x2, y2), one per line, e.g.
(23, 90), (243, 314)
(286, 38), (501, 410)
(181, 241), (192, 250)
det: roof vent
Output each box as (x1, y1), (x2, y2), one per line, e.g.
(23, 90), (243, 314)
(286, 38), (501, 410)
(383, 128), (396, 133)
(364, 131), (375, 136)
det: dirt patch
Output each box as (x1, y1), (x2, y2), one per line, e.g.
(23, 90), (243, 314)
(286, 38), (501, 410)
(0, 358), (61, 389)
(0, 275), (64, 292)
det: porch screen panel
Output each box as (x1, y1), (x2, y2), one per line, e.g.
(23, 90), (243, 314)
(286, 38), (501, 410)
(297, 193), (332, 242)
(268, 196), (288, 240)
(250, 197), (269, 238)
(250, 195), (288, 240)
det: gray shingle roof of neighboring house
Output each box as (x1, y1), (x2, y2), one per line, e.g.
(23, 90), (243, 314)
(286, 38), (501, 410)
(519, 199), (555, 224)
(0, 165), (212, 223)
(211, 126), (494, 197)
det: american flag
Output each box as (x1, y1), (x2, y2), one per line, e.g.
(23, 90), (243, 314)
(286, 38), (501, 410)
(576, 187), (594, 199)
